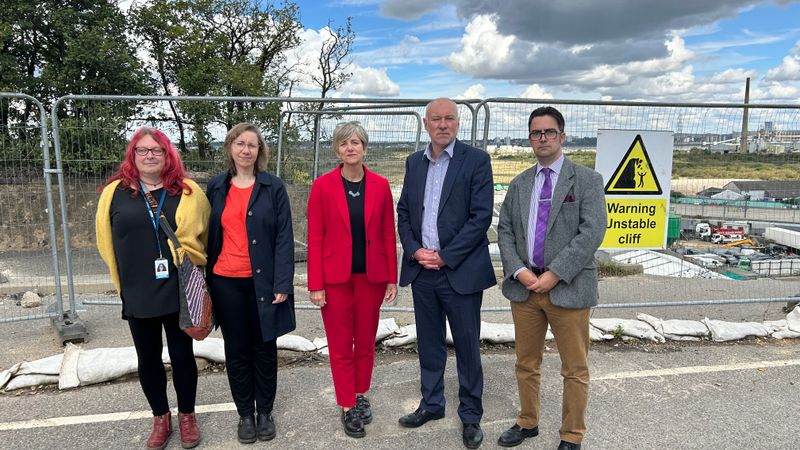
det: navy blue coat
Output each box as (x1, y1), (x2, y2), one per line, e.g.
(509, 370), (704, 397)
(206, 171), (296, 342)
(396, 139), (496, 295)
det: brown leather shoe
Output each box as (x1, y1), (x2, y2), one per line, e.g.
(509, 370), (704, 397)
(146, 412), (172, 450)
(178, 412), (201, 449)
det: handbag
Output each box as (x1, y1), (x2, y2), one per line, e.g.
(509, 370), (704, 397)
(143, 189), (213, 341)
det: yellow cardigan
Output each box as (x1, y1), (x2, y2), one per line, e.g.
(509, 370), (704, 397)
(95, 179), (211, 293)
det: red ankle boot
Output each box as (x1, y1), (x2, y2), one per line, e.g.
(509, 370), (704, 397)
(146, 411), (172, 450)
(178, 412), (201, 448)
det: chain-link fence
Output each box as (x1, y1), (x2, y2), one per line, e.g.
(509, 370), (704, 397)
(3, 94), (799, 326)
(477, 98), (800, 310)
(0, 93), (65, 323)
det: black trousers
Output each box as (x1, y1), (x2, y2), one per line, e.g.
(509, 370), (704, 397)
(127, 312), (197, 416)
(210, 275), (278, 417)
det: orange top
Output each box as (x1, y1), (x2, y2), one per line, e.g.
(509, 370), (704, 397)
(213, 183), (254, 277)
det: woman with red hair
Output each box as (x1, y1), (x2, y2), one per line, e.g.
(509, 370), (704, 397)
(95, 127), (210, 450)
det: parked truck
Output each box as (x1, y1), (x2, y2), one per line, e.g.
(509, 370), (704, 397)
(695, 221), (750, 242)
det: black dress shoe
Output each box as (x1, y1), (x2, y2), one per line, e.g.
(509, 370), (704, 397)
(557, 440), (581, 450)
(237, 415), (257, 444)
(498, 424), (539, 447)
(462, 423), (484, 449)
(341, 408), (365, 438)
(256, 413), (276, 441)
(356, 395), (372, 424)
(398, 408), (445, 428)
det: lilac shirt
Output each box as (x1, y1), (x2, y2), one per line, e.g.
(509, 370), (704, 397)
(421, 140), (455, 250)
(514, 154), (564, 278)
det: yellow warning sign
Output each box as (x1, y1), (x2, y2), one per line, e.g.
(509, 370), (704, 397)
(604, 135), (662, 195)
(601, 198), (668, 248)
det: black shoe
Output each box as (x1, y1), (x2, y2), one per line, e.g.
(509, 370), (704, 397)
(462, 423), (484, 449)
(355, 395), (372, 424)
(256, 413), (276, 441)
(341, 408), (365, 438)
(558, 441), (581, 450)
(398, 408), (445, 428)
(237, 415), (257, 444)
(498, 424), (539, 447)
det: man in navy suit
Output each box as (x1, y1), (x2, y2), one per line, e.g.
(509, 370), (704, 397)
(396, 98), (496, 449)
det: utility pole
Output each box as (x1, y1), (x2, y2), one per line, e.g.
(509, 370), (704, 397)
(740, 77), (750, 153)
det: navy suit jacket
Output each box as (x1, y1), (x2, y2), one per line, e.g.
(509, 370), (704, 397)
(397, 139), (496, 295)
(206, 171), (296, 342)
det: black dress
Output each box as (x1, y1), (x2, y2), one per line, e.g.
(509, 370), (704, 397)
(110, 185), (181, 319)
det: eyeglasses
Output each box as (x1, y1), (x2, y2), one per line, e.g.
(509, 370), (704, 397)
(233, 141), (259, 150)
(529, 128), (560, 140)
(135, 147), (165, 156)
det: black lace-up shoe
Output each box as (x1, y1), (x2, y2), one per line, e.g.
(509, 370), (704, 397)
(341, 408), (365, 438)
(398, 408), (445, 428)
(498, 424), (539, 447)
(355, 395), (372, 424)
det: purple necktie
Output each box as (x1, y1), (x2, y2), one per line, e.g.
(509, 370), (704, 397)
(532, 167), (552, 269)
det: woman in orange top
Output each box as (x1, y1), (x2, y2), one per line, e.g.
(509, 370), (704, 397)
(307, 121), (398, 438)
(205, 123), (295, 444)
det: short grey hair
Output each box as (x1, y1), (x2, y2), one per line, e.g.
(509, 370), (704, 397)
(331, 121), (368, 153)
(425, 97), (459, 119)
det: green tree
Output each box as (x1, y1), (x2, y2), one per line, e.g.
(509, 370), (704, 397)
(132, 0), (303, 156)
(0, 0), (151, 176)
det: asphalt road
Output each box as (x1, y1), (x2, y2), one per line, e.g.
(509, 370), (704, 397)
(1, 342), (798, 449)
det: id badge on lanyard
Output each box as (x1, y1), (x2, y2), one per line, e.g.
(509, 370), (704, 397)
(140, 182), (169, 280)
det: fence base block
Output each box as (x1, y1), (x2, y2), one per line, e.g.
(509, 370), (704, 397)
(52, 312), (87, 345)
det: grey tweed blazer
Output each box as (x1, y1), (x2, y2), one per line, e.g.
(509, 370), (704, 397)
(497, 157), (607, 308)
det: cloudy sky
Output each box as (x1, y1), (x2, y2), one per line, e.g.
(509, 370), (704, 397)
(292, 0), (800, 102)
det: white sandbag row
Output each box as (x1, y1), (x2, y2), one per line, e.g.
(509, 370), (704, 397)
(2, 314), (799, 392)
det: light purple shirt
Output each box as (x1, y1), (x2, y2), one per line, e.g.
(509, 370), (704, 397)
(514, 154), (564, 278)
(421, 140), (455, 250)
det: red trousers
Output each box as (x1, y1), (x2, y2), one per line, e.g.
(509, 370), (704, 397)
(320, 273), (385, 408)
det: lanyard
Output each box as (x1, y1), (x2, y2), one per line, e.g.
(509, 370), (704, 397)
(139, 182), (167, 258)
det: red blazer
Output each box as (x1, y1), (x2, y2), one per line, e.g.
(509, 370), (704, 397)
(307, 164), (398, 291)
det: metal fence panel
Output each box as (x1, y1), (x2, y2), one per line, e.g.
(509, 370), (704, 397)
(0, 93), (65, 323)
(478, 98), (800, 310)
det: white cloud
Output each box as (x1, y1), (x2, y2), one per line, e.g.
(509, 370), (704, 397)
(752, 82), (800, 100)
(343, 66), (400, 96)
(708, 68), (758, 83)
(353, 35), (460, 66)
(520, 84), (553, 99)
(448, 15), (515, 76)
(455, 84), (486, 99)
(765, 41), (800, 81)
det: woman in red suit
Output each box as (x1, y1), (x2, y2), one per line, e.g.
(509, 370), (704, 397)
(307, 121), (398, 438)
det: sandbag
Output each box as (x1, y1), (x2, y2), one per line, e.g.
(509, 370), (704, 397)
(277, 334), (318, 352)
(702, 318), (771, 342)
(637, 313), (708, 341)
(376, 318), (400, 341)
(590, 318), (665, 343)
(5, 374), (59, 391)
(383, 324), (417, 347)
(192, 338), (226, 362)
(480, 321), (515, 343)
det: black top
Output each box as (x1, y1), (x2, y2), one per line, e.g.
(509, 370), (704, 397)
(342, 176), (366, 274)
(110, 185), (181, 319)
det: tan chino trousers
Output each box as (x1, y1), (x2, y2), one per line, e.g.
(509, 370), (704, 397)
(510, 291), (590, 444)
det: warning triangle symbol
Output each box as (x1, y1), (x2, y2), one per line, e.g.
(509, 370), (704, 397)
(604, 134), (662, 195)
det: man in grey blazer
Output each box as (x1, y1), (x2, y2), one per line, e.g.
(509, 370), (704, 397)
(496, 106), (606, 450)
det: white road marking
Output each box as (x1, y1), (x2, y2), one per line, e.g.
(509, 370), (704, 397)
(1, 359), (798, 431)
(0, 403), (236, 431)
(594, 359), (800, 381)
